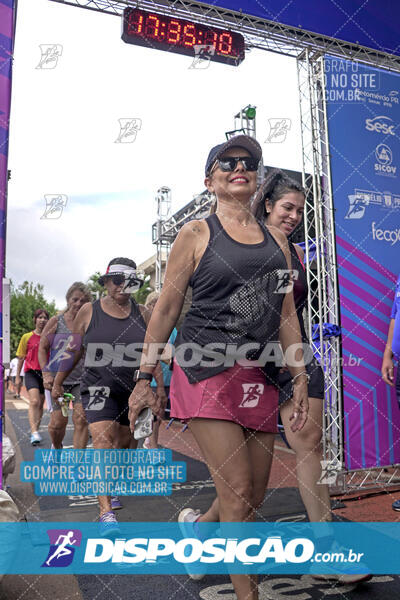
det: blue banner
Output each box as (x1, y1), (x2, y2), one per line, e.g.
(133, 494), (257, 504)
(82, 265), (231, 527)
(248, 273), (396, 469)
(325, 56), (400, 469)
(201, 1), (400, 57)
(0, 522), (399, 574)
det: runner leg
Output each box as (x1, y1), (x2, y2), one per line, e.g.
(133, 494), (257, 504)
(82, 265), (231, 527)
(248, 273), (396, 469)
(89, 420), (119, 516)
(189, 418), (271, 600)
(280, 397), (331, 522)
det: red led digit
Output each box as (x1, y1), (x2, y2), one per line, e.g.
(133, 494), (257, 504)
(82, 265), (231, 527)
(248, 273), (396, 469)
(167, 20), (182, 44)
(182, 23), (196, 47)
(204, 30), (218, 48)
(127, 11), (144, 35)
(218, 33), (233, 55)
(145, 14), (160, 38)
(122, 8), (244, 65)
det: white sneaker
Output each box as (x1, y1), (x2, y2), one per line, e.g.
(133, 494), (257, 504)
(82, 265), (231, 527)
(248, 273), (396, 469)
(178, 508), (205, 581)
(310, 542), (372, 585)
(30, 432), (42, 445)
(311, 572), (372, 584)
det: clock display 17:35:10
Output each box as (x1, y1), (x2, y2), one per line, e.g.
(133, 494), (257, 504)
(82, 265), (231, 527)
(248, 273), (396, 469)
(123, 8), (245, 63)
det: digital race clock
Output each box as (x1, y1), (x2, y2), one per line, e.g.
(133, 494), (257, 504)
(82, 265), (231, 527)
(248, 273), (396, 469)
(122, 7), (245, 66)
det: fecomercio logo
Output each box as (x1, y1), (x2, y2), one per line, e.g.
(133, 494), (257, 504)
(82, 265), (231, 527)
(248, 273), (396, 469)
(42, 529), (82, 568)
(365, 115), (395, 135)
(371, 222), (400, 245)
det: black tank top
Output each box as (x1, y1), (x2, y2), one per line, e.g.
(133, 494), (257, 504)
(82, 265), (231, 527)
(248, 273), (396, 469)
(81, 299), (146, 400)
(176, 214), (288, 383)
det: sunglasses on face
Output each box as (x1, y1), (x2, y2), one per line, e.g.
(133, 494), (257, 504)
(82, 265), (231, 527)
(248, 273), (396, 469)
(211, 156), (259, 174)
(106, 274), (125, 286)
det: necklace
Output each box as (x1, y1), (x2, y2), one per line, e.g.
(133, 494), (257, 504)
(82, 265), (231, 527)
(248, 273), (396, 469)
(217, 212), (253, 228)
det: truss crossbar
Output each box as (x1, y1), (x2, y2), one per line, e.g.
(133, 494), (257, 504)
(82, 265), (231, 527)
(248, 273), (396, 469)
(49, 0), (400, 71)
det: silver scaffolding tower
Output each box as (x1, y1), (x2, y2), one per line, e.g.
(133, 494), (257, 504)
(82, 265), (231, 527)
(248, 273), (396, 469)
(153, 187), (171, 293)
(49, 0), (400, 494)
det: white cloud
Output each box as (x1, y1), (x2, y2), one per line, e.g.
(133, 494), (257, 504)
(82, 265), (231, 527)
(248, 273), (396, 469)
(7, 0), (302, 305)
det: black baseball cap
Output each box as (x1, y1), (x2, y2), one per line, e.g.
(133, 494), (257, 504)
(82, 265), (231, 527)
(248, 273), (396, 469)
(205, 134), (262, 176)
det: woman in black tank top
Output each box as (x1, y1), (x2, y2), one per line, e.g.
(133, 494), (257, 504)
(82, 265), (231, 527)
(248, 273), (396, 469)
(52, 258), (166, 531)
(253, 169), (331, 527)
(129, 137), (308, 600)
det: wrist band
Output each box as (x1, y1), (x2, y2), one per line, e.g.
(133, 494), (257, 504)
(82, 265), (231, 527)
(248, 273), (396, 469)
(292, 370), (309, 384)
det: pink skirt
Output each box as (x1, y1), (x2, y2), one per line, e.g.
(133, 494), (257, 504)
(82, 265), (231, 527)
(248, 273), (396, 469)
(170, 362), (278, 433)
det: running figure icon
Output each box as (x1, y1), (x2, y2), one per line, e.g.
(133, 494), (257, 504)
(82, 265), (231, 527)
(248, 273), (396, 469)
(45, 531), (77, 566)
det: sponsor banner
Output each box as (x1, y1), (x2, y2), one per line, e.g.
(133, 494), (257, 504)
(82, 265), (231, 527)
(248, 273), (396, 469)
(325, 56), (400, 469)
(0, 521), (399, 574)
(0, 0), (16, 486)
(20, 449), (186, 496)
(199, 0), (400, 57)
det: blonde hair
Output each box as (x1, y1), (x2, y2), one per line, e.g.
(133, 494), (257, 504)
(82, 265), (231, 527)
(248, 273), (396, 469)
(63, 282), (91, 313)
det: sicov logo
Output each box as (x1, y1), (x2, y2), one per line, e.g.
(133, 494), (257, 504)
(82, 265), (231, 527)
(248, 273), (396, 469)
(42, 529), (82, 568)
(365, 115), (395, 135)
(374, 143), (397, 176)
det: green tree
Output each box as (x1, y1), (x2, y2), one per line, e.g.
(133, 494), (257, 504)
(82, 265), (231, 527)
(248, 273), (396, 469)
(10, 281), (57, 356)
(86, 271), (103, 299)
(133, 276), (152, 305)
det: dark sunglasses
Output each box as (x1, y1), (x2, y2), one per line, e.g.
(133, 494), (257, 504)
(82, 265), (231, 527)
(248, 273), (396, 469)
(212, 156), (259, 173)
(106, 274), (125, 286)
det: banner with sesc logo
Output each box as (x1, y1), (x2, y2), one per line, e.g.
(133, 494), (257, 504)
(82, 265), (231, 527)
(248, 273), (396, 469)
(325, 56), (400, 469)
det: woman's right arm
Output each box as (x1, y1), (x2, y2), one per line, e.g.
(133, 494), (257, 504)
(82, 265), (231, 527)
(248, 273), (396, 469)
(51, 303), (92, 399)
(15, 334), (27, 385)
(129, 220), (207, 427)
(141, 220), (207, 369)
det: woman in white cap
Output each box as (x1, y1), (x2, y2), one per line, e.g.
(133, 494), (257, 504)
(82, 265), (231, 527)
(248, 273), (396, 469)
(52, 258), (166, 534)
(128, 137), (308, 599)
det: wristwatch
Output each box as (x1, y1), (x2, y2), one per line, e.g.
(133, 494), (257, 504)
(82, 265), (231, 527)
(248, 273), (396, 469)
(134, 370), (153, 383)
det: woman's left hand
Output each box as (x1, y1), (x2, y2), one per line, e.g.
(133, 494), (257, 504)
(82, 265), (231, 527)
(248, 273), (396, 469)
(289, 379), (309, 432)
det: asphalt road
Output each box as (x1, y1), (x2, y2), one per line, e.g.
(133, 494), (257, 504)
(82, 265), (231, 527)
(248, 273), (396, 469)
(2, 391), (400, 600)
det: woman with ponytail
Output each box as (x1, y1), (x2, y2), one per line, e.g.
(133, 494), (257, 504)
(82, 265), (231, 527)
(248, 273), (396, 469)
(253, 169), (330, 520)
